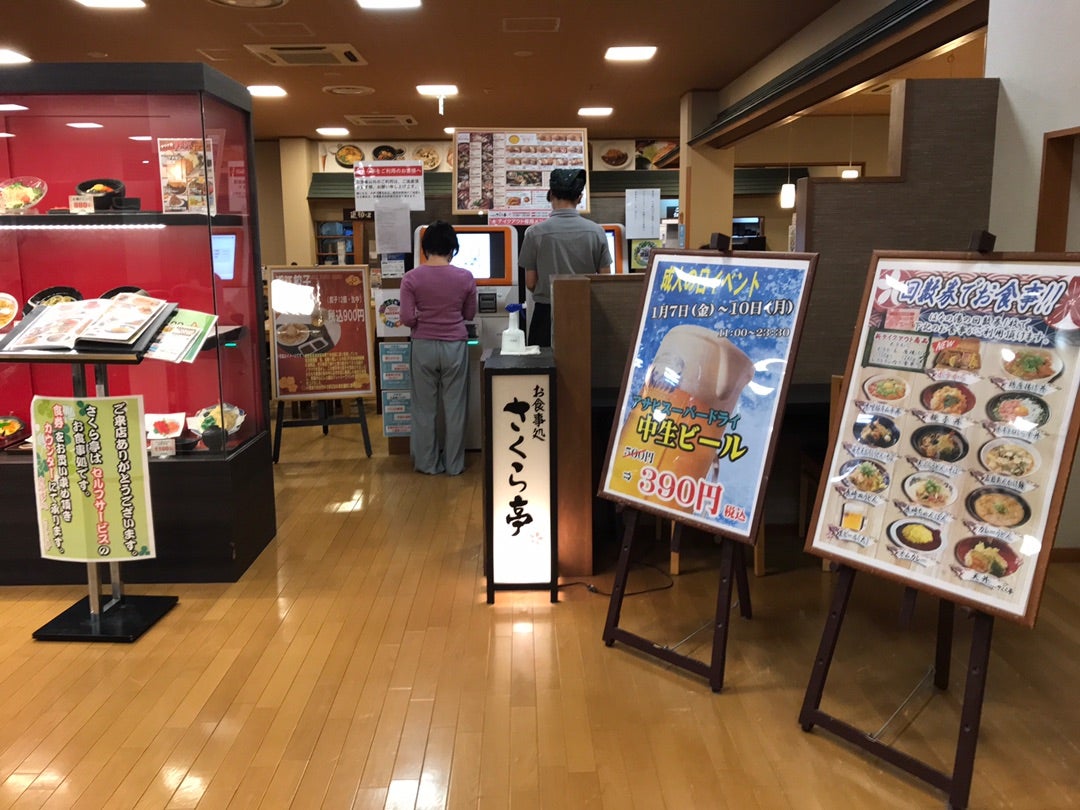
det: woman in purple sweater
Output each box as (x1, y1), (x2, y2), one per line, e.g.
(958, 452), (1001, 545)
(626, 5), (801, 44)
(400, 221), (478, 475)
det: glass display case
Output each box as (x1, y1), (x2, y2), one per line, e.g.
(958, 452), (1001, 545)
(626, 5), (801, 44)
(0, 63), (276, 584)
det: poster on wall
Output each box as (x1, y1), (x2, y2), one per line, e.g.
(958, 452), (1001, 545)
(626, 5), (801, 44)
(267, 265), (374, 401)
(374, 288), (410, 338)
(31, 395), (156, 562)
(353, 161), (425, 212)
(452, 128), (588, 215)
(807, 252), (1080, 626)
(599, 250), (817, 542)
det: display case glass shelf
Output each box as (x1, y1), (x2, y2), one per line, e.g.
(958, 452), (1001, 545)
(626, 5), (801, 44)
(0, 63), (276, 584)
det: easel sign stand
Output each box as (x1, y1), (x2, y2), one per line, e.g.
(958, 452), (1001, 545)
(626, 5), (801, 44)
(266, 265), (376, 461)
(32, 362), (177, 643)
(597, 247), (818, 691)
(801, 244), (1080, 809)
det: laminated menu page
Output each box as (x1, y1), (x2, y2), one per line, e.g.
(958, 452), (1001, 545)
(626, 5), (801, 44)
(157, 137), (216, 214)
(808, 252), (1080, 625)
(2, 293), (169, 351)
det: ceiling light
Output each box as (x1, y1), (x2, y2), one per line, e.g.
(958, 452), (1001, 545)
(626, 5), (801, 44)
(605, 46), (656, 62)
(0, 133), (14, 138)
(67, 122), (104, 129)
(0, 50), (31, 64)
(357, 0), (421, 8)
(0, 104), (28, 111)
(416, 85), (457, 97)
(316, 127), (350, 137)
(578, 107), (613, 117)
(206, 0), (289, 7)
(129, 135), (152, 141)
(248, 85), (287, 98)
(779, 183), (796, 209)
(841, 168), (860, 179)
(72, 0), (145, 7)
(443, 126), (455, 135)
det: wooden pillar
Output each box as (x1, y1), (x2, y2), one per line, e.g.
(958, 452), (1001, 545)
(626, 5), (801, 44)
(680, 91), (736, 251)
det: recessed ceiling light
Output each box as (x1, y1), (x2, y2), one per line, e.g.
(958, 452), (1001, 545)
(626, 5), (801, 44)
(417, 84), (457, 96)
(357, 0), (421, 9)
(248, 85), (287, 98)
(443, 126), (455, 134)
(129, 135), (152, 141)
(0, 50), (31, 65)
(316, 127), (350, 137)
(0, 104), (28, 111)
(604, 46), (656, 62)
(74, 0), (145, 7)
(67, 122), (104, 129)
(578, 107), (613, 117)
(322, 85), (375, 96)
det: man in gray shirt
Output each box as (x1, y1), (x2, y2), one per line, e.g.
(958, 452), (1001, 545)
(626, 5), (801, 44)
(520, 168), (611, 346)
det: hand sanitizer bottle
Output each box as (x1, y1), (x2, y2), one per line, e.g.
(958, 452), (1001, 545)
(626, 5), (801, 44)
(501, 303), (526, 353)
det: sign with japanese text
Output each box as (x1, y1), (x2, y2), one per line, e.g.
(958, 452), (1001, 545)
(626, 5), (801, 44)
(353, 161), (425, 211)
(381, 390), (412, 436)
(600, 250), (816, 542)
(808, 253), (1080, 625)
(31, 395), (156, 562)
(452, 128), (589, 215)
(490, 372), (553, 584)
(378, 341), (411, 390)
(267, 265), (374, 401)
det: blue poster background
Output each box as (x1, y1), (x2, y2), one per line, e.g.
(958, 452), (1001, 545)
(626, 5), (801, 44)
(603, 252), (813, 538)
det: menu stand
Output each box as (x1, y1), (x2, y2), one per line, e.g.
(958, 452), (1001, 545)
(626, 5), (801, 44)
(23, 360), (178, 643)
(798, 564), (991, 810)
(272, 397), (372, 462)
(602, 508), (753, 692)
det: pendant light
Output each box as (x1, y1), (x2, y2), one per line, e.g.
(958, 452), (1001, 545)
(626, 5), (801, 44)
(841, 111), (859, 179)
(779, 120), (796, 209)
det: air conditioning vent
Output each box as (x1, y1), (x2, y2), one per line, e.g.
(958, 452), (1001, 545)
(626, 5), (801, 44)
(502, 17), (560, 33)
(244, 43), (366, 66)
(345, 114), (418, 128)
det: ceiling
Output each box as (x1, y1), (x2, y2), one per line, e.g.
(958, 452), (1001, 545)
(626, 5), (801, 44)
(4, 0), (867, 143)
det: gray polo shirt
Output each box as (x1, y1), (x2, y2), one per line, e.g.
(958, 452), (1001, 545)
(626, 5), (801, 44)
(519, 209), (612, 304)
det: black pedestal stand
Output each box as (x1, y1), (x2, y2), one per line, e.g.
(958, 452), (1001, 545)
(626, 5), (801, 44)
(798, 565), (993, 810)
(272, 398), (372, 462)
(602, 509), (753, 692)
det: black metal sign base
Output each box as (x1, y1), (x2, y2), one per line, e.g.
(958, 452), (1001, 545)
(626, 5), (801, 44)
(602, 509), (753, 692)
(33, 594), (178, 643)
(273, 398), (373, 462)
(798, 564), (993, 810)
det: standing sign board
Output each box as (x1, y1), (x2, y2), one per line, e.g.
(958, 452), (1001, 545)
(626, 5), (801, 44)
(452, 128), (589, 215)
(267, 265), (375, 401)
(599, 250), (817, 543)
(807, 252), (1080, 626)
(31, 394), (156, 562)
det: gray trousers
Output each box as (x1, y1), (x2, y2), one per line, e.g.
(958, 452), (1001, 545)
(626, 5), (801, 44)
(409, 338), (469, 475)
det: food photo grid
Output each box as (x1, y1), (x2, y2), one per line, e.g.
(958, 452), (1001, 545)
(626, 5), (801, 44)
(810, 255), (1080, 622)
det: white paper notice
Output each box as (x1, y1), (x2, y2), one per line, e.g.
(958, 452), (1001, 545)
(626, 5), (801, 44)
(625, 188), (661, 239)
(374, 204), (412, 254)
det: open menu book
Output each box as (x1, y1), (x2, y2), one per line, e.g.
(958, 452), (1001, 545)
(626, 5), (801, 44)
(1, 293), (172, 352)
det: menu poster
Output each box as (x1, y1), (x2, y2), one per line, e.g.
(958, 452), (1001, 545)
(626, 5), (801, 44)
(452, 128), (588, 215)
(807, 253), (1080, 626)
(599, 250), (817, 541)
(31, 395), (156, 562)
(157, 137), (216, 214)
(268, 265), (374, 401)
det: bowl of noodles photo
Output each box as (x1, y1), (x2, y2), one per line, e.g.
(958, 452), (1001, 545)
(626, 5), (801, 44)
(979, 438), (1040, 478)
(838, 459), (890, 494)
(910, 424), (969, 462)
(919, 381), (976, 415)
(998, 345), (1062, 382)
(902, 472), (958, 509)
(954, 536), (1021, 578)
(965, 487), (1031, 528)
(862, 374), (908, 403)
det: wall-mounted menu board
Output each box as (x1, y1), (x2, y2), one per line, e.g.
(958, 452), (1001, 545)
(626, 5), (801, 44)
(267, 265), (374, 401)
(599, 250), (817, 542)
(452, 128), (589, 215)
(807, 252), (1080, 626)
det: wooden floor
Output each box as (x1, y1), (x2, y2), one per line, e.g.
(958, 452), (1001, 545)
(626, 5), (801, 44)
(1, 423), (1079, 809)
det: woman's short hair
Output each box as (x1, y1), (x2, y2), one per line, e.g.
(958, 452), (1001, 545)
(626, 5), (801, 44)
(422, 220), (459, 258)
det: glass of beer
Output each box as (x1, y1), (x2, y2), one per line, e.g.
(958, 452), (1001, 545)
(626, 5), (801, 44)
(609, 324), (755, 504)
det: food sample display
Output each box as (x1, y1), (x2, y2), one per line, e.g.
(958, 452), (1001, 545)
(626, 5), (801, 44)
(810, 255), (1080, 624)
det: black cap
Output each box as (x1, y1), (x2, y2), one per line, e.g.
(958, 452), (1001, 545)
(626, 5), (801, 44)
(549, 168), (586, 200)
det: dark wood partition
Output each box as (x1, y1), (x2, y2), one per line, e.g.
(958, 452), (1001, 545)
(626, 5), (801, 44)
(552, 274), (644, 576)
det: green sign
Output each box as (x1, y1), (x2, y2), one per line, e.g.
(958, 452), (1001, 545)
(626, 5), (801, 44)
(31, 395), (156, 562)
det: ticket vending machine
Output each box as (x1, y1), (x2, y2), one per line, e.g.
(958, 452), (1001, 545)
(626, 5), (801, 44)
(601, 223), (628, 273)
(412, 224), (520, 450)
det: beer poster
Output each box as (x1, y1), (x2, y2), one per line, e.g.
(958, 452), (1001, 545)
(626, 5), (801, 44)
(267, 265), (374, 401)
(807, 253), (1080, 626)
(30, 395), (157, 562)
(600, 250), (816, 542)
